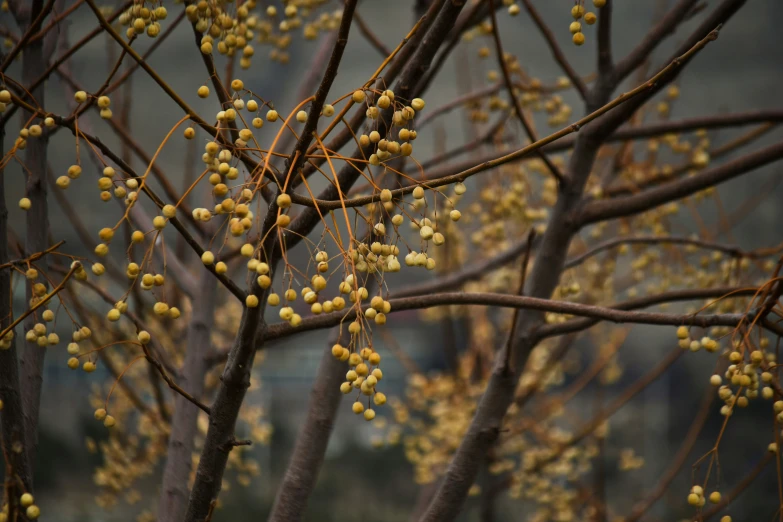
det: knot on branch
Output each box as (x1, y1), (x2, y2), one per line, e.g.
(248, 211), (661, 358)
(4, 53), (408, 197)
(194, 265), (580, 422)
(478, 426), (501, 444)
(221, 438), (253, 452)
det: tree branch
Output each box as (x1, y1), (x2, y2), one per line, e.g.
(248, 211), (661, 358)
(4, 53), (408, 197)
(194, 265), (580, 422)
(489, 0), (564, 184)
(258, 289), (756, 345)
(287, 30), (726, 212)
(17, 6), (52, 471)
(534, 286), (760, 340)
(353, 9), (391, 57)
(624, 383), (715, 522)
(416, 25), (732, 521)
(577, 139), (783, 225)
(596, 0), (613, 77)
(158, 275), (217, 522)
(0, 118), (34, 497)
(590, 0), (748, 140)
(520, 0), (588, 101)
(564, 235), (780, 270)
(612, 0), (700, 84)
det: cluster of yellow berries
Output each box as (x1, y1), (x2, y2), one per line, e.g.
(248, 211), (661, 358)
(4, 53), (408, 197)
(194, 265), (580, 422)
(91, 223), (179, 323)
(63, 325), (98, 372)
(6, 85), (56, 151)
(0, 87), (11, 113)
(190, 0), (339, 67)
(93, 407), (117, 429)
(0, 493), (41, 520)
(686, 485), (721, 507)
(676, 325), (719, 353)
(76, 90), (112, 119)
(118, 1), (168, 39)
(464, 44), (579, 127)
(568, 0), (605, 47)
(697, 328), (777, 416)
(332, 344), (386, 421)
(24, 321), (58, 348)
(0, 329), (13, 350)
(351, 89), (425, 166)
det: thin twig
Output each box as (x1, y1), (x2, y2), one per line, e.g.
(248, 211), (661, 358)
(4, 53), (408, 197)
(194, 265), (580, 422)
(0, 261), (80, 341)
(488, 0), (564, 183)
(520, 0), (588, 101)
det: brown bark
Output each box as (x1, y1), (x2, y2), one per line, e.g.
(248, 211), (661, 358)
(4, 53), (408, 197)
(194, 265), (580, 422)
(157, 275), (217, 522)
(266, 332), (347, 522)
(17, 0), (51, 472)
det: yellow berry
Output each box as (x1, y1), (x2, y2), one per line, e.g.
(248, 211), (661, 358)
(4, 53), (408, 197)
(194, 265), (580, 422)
(153, 302), (169, 316)
(277, 193), (292, 208)
(352, 401), (364, 414)
(573, 32), (585, 46)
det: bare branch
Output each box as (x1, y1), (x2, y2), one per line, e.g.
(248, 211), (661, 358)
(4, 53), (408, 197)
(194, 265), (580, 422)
(158, 275), (217, 522)
(564, 235), (781, 270)
(624, 384), (715, 522)
(596, 0), (613, 76)
(578, 139), (783, 225)
(699, 452), (774, 520)
(0, 0), (54, 73)
(590, 0), (748, 140)
(489, 0), (564, 184)
(353, 10), (391, 57)
(534, 286), (760, 340)
(258, 289), (756, 346)
(0, 122), (34, 496)
(520, 0), (588, 101)
(613, 0), (699, 84)
(17, 8), (52, 470)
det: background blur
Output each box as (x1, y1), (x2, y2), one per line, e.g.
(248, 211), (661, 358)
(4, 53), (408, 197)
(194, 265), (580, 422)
(2, 0), (783, 520)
